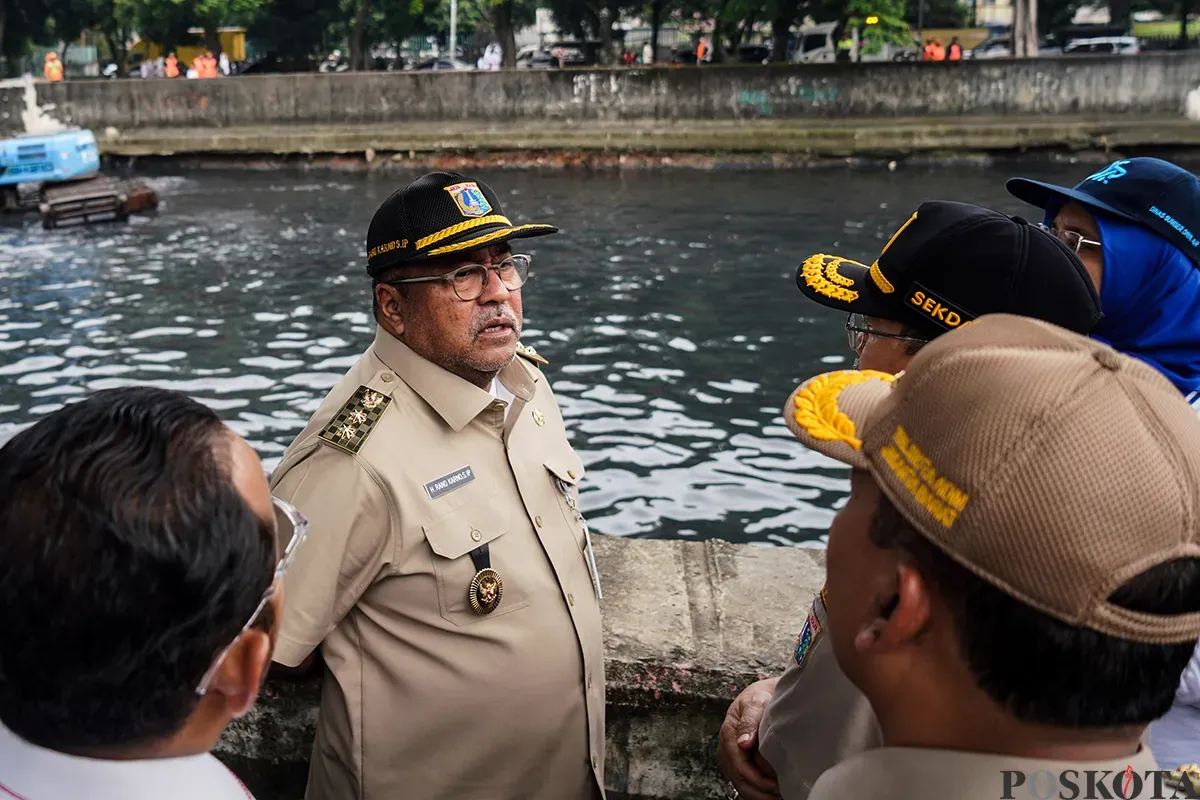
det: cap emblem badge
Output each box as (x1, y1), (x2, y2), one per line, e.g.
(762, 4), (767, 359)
(445, 182), (493, 218)
(1087, 160), (1131, 185)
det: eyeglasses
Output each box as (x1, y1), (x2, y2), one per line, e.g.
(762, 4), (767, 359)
(845, 313), (930, 353)
(1038, 223), (1101, 254)
(195, 496), (309, 696)
(385, 254), (532, 302)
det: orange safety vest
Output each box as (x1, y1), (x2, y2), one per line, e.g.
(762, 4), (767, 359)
(165, 57), (180, 78)
(948, 43), (962, 60)
(931, 45), (946, 61)
(44, 59), (63, 81)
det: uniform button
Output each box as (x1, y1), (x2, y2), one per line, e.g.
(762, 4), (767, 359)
(567, 469), (577, 479)
(591, 755), (597, 770)
(568, 592), (575, 606)
(532, 408), (545, 426)
(587, 673), (593, 689)
(535, 515), (544, 527)
(381, 373), (394, 382)
(491, 401), (504, 411)
(470, 529), (482, 542)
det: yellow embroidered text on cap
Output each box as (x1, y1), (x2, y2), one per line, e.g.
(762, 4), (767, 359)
(880, 425), (968, 527)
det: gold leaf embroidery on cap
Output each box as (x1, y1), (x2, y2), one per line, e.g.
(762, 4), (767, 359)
(800, 255), (861, 303)
(792, 370), (895, 450)
(318, 385), (393, 455)
(880, 424), (969, 528)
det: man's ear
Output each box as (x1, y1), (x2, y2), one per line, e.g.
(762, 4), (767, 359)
(209, 629), (273, 719)
(854, 562), (932, 653)
(375, 284), (406, 338)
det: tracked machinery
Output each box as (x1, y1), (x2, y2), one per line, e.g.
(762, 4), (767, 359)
(0, 129), (158, 229)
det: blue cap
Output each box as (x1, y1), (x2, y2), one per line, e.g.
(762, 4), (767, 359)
(1007, 158), (1200, 266)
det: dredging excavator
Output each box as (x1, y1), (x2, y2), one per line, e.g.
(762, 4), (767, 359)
(0, 128), (157, 229)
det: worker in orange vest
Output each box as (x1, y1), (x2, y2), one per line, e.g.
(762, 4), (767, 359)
(922, 39), (935, 60)
(43, 52), (63, 82)
(931, 39), (946, 60)
(696, 38), (709, 63)
(948, 36), (963, 60)
(165, 52), (180, 78)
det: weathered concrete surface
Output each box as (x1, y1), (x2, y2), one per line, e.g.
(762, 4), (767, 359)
(86, 116), (1200, 160)
(213, 535), (827, 800)
(6, 55), (1200, 138)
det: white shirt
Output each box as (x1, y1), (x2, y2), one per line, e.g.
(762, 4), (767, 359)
(0, 723), (255, 800)
(490, 376), (515, 419)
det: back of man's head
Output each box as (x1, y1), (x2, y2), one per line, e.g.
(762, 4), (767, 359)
(0, 387), (275, 752)
(785, 315), (1200, 746)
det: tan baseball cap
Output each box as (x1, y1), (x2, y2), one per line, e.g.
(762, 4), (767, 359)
(784, 313), (1200, 644)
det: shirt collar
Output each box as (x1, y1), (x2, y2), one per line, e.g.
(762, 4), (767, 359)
(811, 745), (1160, 800)
(371, 327), (539, 432)
(0, 723), (250, 800)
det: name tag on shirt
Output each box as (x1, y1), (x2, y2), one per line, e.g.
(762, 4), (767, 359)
(424, 466), (475, 500)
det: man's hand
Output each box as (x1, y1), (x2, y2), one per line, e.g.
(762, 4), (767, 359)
(717, 677), (782, 800)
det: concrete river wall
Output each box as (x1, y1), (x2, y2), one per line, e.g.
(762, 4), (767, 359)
(215, 536), (827, 800)
(5, 55), (1200, 158)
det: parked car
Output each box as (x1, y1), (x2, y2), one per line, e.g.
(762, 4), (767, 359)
(1063, 36), (1140, 55)
(516, 47), (558, 69)
(412, 58), (474, 71)
(967, 35), (1062, 58)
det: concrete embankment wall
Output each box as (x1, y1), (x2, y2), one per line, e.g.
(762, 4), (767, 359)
(4, 55), (1200, 133)
(215, 536), (827, 800)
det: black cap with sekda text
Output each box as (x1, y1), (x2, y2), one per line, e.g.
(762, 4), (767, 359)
(795, 201), (1103, 337)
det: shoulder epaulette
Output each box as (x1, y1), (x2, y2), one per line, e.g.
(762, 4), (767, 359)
(516, 342), (549, 366)
(318, 385), (392, 454)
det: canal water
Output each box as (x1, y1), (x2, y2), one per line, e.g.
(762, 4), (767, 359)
(0, 163), (1091, 546)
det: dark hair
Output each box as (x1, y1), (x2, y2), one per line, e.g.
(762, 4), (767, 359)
(0, 387), (275, 751)
(869, 493), (1200, 727)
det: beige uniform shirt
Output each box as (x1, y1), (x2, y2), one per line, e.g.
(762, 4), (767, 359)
(270, 328), (605, 800)
(809, 744), (1161, 799)
(758, 589), (882, 800)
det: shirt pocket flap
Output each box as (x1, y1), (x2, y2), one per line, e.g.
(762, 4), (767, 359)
(422, 504), (511, 560)
(544, 450), (586, 486)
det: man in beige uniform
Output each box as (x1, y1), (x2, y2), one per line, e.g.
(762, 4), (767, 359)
(780, 315), (1200, 799)
(719, 202), (1103, 800)
(270, 172), (605, 800)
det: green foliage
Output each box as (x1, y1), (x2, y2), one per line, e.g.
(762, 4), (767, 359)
(903, 0), (968, 28)
(847, 0), (910, 46)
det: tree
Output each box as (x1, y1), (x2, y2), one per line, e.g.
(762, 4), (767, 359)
(904, 0), (966, 29)
(1013, 0), (1038, 55)
(249, 0), (343, 60)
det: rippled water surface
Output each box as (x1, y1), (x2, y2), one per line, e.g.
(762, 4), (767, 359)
(0, 164), (1091, 545)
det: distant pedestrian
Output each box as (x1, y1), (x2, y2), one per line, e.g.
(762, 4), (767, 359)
(0, 387), (305, 799)
(165, 51), (180, 78)
(219, 52), (231, 75)
(931, 39), (946, 60)
(643, 41), (654, 64)
(43, 52), (63, 82)
(697, 38), (710, 62)
(948, 37), (963, 60)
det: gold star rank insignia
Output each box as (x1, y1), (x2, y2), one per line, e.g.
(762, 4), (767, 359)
(319, 385), (392, 454)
